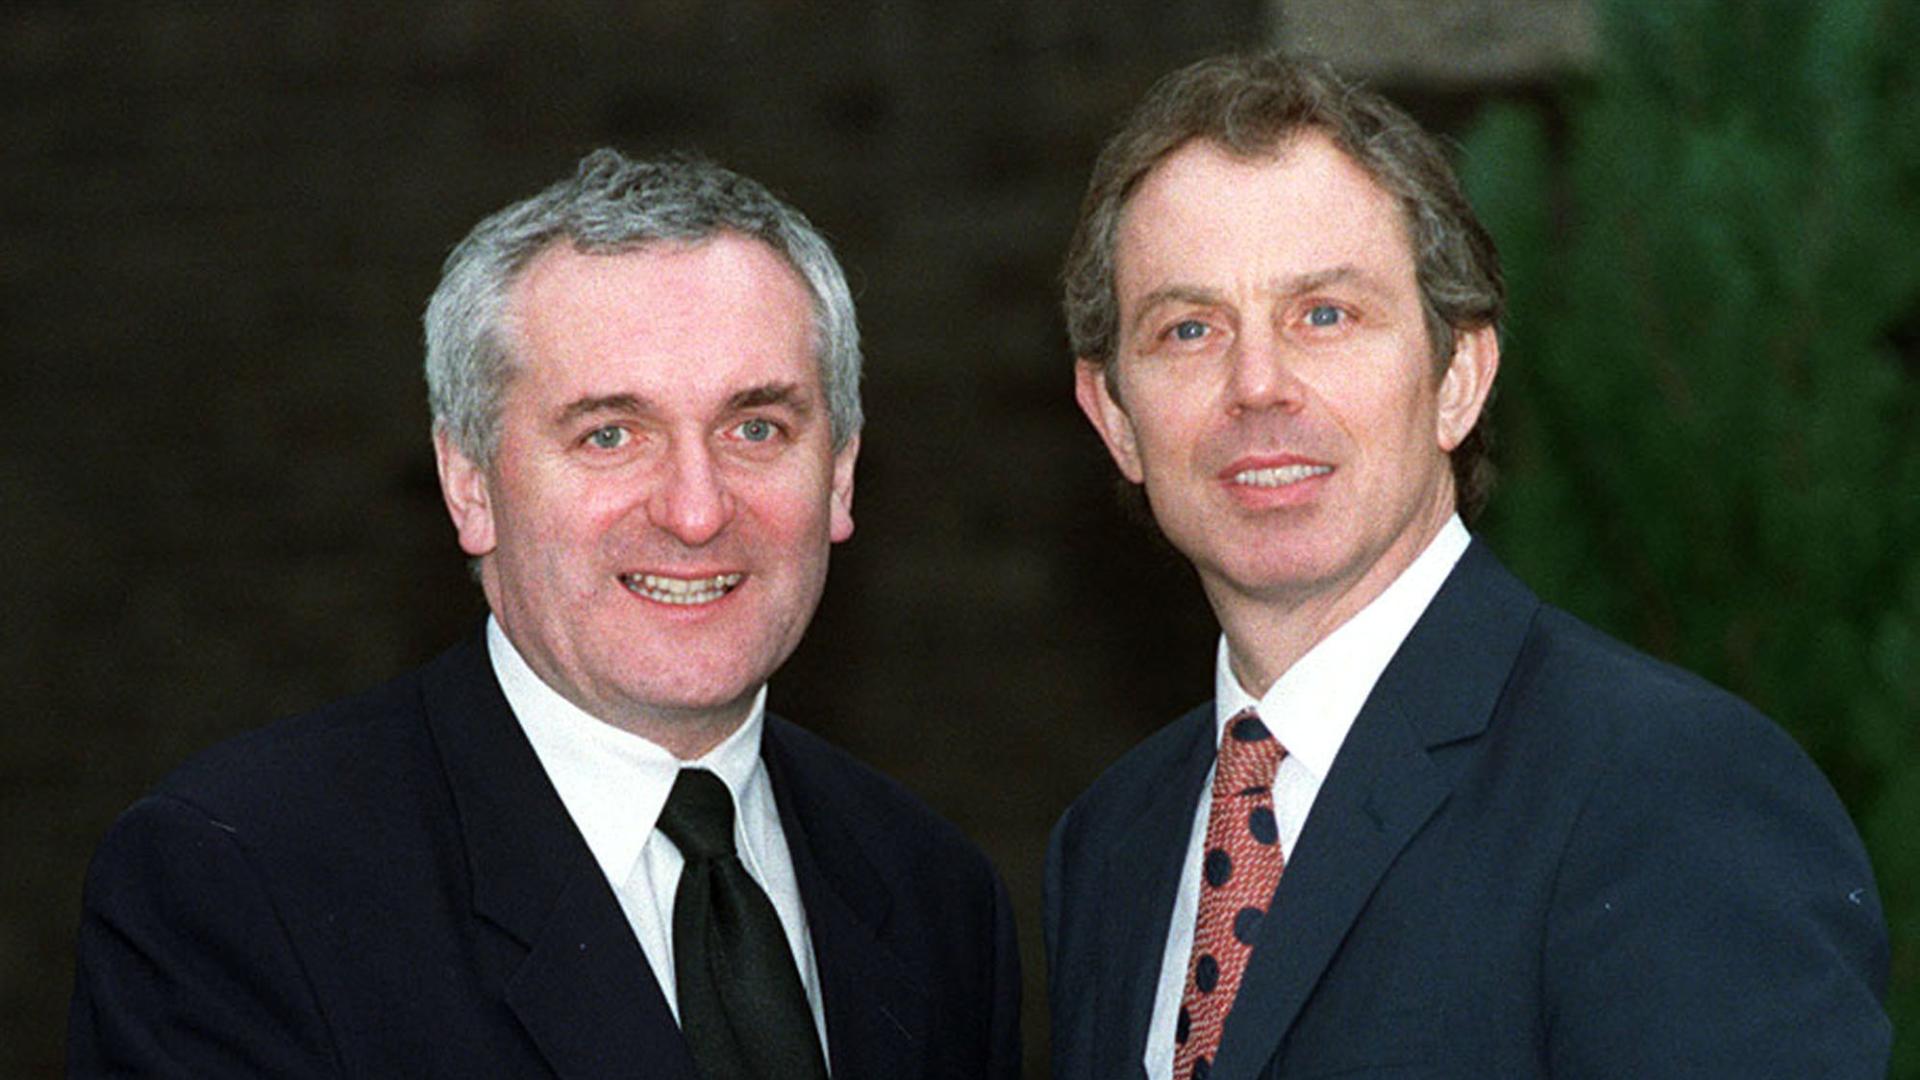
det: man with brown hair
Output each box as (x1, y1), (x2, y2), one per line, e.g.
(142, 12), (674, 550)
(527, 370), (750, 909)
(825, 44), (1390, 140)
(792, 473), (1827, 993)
(1045, 51), (1888, 1079)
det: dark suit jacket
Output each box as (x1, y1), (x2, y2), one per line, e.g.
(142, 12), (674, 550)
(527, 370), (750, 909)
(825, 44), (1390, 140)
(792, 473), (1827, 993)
(1045, 542), (1889, 1079)
(71, 631), (1021, 1078)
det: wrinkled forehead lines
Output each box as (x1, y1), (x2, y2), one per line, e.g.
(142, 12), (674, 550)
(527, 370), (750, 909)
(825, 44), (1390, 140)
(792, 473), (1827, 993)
(1111, 134), (1416, 296)
(503, 228), (816, 327)
(503, 235), (817, 364)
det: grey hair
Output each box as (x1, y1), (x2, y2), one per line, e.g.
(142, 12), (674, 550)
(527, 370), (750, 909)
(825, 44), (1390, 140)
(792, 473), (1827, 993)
(424, 148), (863, 467)
(1061, 52), (1504, 520)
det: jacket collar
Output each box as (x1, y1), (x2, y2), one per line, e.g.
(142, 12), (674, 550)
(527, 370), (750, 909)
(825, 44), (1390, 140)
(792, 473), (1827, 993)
(762, 717), (932, 1080)
(1210, 540), (1539, 1080)
(419, 630), (700, 1079)
(419, 633), (930, 1079)
(1093, 703), (1218, 1080)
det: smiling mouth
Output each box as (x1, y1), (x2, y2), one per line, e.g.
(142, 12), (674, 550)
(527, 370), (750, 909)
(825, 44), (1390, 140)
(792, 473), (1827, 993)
(1232, 464), (1332, 487)
(618, 572), (744, 606)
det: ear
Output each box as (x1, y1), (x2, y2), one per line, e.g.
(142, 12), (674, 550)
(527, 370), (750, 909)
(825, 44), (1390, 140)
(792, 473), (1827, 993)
(1074, 358), (1145, 484)
(828, 433), (859, 543)
(434, 429), (498, 557)
(1435, 325), (1500, 453)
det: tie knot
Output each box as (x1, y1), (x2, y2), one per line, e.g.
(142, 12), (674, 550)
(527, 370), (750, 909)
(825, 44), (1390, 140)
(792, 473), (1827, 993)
(657, 769), (738, 862)
(1215, 708), (1284, 795)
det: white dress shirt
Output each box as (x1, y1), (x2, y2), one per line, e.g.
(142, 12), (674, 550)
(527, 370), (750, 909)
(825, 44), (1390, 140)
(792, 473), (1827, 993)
(1143, 518), (1471, 1079)
(485, 618), (830, 1065)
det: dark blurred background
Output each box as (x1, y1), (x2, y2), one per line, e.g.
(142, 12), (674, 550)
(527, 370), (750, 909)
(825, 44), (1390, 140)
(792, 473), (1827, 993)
(6, 1), (1913, 1076)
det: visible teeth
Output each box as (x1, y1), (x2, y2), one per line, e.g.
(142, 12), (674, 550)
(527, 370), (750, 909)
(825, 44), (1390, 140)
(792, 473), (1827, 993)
(1233, 464), (1332, 487)
(621, 573), (743, 605)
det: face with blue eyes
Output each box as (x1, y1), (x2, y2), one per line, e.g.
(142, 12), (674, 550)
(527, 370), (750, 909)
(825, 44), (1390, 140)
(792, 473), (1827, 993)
(435, 234), (857, 756)
(1075, 134), (1496, 689)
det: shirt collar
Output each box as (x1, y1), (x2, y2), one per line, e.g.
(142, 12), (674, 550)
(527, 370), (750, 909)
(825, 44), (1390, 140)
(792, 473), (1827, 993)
(485, 616), (769, 887)
(1214, 516), (1470, 779)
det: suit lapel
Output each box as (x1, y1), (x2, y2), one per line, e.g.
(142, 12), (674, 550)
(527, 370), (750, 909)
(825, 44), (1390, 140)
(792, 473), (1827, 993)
(1211, 543), (1539, 1080)
(502, 861), (699, 1079)
(419, 632), (698, 1080)
(1095, 705), (1217, 1080)
(1209, 692), (1449, 1080)
(761, 718), (930, 1080)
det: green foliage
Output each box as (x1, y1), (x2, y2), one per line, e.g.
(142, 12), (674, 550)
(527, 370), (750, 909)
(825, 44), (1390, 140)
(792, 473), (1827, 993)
(1460, 0), (1920, 1069)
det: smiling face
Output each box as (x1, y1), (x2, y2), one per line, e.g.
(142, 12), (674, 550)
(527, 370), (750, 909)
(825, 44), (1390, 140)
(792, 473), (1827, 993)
(1076, 134), (1495, 685)
(436, 234), (857, 755)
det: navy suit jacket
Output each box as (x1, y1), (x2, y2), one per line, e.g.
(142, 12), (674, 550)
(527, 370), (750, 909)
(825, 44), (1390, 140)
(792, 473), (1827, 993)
(71, 631), (1021, 1078)
(1045, 542), (1889, 1078)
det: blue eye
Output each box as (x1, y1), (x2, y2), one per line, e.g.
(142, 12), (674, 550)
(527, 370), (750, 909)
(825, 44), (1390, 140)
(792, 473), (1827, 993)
(585, 425), (628, 449)
(1171, 320), (1209, 341)
(1306, 305), (1344, 328)
(737, 418), (776, 443)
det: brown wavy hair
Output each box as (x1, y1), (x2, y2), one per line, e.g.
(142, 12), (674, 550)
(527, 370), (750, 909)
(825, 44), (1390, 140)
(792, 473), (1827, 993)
(1061, 51), (1504, 521)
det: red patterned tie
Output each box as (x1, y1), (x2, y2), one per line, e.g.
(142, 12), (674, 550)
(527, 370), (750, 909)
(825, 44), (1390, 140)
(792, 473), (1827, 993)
(1172, 708), (1286, 1080)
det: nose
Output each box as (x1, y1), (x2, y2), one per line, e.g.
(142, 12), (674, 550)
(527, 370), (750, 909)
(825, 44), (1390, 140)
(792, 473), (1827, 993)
(1227, 331), (1308, 416)
(646, 439), (735, 546)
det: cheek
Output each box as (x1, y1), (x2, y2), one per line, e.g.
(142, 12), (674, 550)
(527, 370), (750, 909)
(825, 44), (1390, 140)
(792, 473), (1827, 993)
(736, 473), (838, 543)
(520, 494), (608, 547)
(1344, 375), (1439, 452)
(499, 487), (632, 577)
(1125, 393), (1205, 468)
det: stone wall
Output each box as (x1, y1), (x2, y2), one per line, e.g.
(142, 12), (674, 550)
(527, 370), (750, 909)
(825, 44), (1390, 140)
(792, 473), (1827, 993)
(1276, 0), (1593, 83)
(4, 3), (1570, 1074)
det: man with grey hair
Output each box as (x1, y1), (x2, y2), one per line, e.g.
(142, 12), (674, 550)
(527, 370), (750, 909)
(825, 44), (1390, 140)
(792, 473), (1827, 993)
(1045, 52), (1888, 1079)
(71, 149), (1021, 1079)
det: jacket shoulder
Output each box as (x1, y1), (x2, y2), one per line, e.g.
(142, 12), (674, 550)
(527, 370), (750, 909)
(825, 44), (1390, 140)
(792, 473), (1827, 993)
(149, 659), (440, 829)
(1050, 702), (1210, 852)
(763, 715), (994, 876)
(1504, 609), (1890, 1071)
(762, 715), (1023, 1074)
(1511, 603), (1800, 755)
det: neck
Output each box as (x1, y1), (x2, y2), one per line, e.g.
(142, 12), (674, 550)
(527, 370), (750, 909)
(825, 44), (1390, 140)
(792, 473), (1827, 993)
(486, 610), (757, 761)
(1211, 509), (1452, 699)
(606, 700), (754, 762)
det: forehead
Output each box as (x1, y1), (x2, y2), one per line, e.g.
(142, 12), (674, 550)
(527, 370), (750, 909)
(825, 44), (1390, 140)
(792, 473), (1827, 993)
(505, 234), (819, 400)
(1113, 134), (1414, 300)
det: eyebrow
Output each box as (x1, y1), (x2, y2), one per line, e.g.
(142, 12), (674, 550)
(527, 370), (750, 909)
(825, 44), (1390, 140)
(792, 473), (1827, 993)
(549, 382), (814, 428)
(1126, 263), (1396, 333)
(1129, 285), (1224, 327)
(554, 393), (650, 426)
(1281, 264), (1394, 301)
(728, 381), (812, 415)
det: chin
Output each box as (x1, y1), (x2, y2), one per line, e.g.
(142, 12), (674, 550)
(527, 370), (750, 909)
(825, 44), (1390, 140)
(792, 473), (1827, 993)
(1208, 553), (1348, 600)
(621, 677), (755, 717)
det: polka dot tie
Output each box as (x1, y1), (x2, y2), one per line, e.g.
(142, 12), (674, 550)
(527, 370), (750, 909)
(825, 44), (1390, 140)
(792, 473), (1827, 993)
(1173, 708), (1286, 1080)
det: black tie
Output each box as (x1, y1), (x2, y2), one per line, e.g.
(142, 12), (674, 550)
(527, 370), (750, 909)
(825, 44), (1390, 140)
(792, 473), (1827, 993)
(656, 768), (829, 1080)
